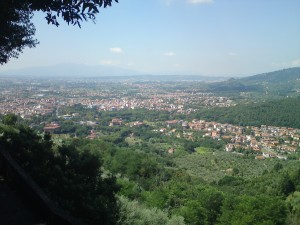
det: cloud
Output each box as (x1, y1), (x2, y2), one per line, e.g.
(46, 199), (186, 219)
(109, 47), (123, 54)
(100, 60), (118, 65)
(164, 52), (176, 56)
(187, 0), (214, 4)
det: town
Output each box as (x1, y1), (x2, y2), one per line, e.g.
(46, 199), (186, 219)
(105, 117), (299, 159)
(0, 77), (234, 117)
(1, 77), (299, 159)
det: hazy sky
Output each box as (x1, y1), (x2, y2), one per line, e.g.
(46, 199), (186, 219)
(1, 0), (300, 76)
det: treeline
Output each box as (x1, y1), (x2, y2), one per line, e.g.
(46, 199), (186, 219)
(194, 97), (300, 128)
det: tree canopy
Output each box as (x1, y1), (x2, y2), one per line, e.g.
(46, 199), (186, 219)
(0, 0), (119, 64)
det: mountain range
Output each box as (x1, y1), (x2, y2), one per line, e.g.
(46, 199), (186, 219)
(0, 63), (143, 77)
(0, 63), (227, 81)
(0, 64), (299, 88)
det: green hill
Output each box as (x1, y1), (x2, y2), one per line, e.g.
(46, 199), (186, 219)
(194, 96), (300, 128)
(207, 67), (300, 97)
(242, 67), (300, 83)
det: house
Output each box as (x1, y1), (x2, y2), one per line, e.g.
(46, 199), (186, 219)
(87, 130), (97, 140)
(225, 144), (234, 152)
(188, 122), (204, 130)
(182, 121), (188, 129)
(277, 155), (287, 160)
(263, 152), (277, 158)
(166, 120), (179, 127)
(109, 118), (123, 126)
(252, 146), (261, 151)
(43, 123), (60, 133)
(133, 121), (145, 127)
(159, 128), (167, 133)
(86, 121), (97, 126)
(222, 135), (234, 141)
(250, 139), (258, 147)
(63, 114), (72, 119)
(255, 155), (266, 160)
(211, 131), (220, 139)
(168, 148), (175, 154)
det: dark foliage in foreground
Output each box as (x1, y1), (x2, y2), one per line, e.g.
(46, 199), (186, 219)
(0, 117), (119, 225)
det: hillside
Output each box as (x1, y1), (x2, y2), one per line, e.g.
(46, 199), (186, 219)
(241, 67), (300, 83)
(194, 96), (300, 128)
(207, 67), (300, 97)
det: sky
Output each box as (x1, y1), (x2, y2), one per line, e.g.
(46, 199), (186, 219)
(1, 0), (300, 76)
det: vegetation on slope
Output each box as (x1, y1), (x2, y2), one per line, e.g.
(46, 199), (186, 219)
(206, 67), (300, 98)
(1, 112), (300, 225)
(0, 115), (119, 225)
(194, 96), (300, 128)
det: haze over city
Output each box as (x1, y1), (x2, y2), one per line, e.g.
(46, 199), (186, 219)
(1, 0), (300, 76)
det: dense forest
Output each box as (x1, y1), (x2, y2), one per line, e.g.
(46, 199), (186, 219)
(1, 113), (299, 225)
(0, 116), (119, 225)
(194, 97), (300, 128)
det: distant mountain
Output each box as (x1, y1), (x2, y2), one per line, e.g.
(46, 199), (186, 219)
(241, 67), (300, 83)
(112, 75), (226, 82)
(206, 67), (300, 97)
(0, 63), (226, 82)
(0, 63), (144, 77)
(1, 65), (299, 86)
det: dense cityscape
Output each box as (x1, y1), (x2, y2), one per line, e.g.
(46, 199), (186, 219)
(1, 77), (299, 159)
(0, 78), (234, 117)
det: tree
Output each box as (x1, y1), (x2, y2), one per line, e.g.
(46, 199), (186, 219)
(200, 189), (224, 225)
(0, 0), (119, 64)
(2, 113), (18, 126)
(0, 1), (38, 64)
(118, 196), (185, 225)
(0, 121), (120, 225)
(279, 173), (296, 197)
(178, 200), (206, 225)
(273, 162), (283, 172)
(218, 195), (287, 225)
(286, 192), (300, 225)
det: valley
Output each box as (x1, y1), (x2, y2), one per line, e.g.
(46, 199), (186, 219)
(1, 68), (300, 225)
